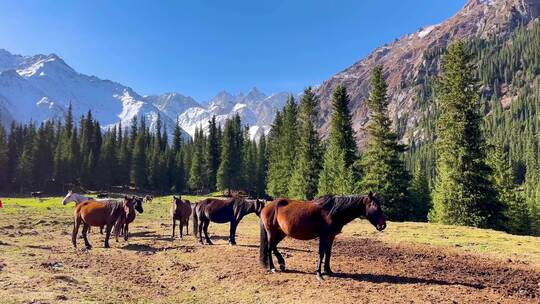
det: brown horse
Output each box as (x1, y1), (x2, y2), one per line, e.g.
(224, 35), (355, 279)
(193, 197), (265, 245)
(72, 196), (136, 249)
(259, 192), (386, 279)
(170, 196), (192, 239)
(114, 196), (144, 241)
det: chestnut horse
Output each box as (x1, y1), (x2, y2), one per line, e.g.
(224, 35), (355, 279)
(114, 196), (144, 241)
(259, 192), (386, 279)
(170, 196), (192, 239)
(72, 196), (135, 249)
(193, 197), (265, 245)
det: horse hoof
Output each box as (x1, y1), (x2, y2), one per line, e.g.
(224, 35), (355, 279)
(86, 245), (92, 250)
(324, 270), (334, 276)
(316, 273), (324, 281)
(270, 268), (276, 273)
(279, 265), (286, 272)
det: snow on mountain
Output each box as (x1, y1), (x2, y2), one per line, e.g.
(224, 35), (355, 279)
(0, 48), (290, 140)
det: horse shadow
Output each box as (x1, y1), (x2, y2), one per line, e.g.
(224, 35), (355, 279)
(129, 230), (177, 242)
(333, 273), (485, 289)
(284, 270), (484, 289)
(121, 243), (160, 253)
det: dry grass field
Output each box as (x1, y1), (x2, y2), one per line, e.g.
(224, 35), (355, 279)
(1, 196), (539, 303)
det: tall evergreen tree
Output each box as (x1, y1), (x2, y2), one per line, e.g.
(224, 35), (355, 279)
(358, 66), (411, 220)
(318, 85), (357, 196)
(189, 126), (206, 193)
(430, 41), (504, 229)
(488, 143), (530, 234)
(217, 114), (243, 193)
(288, 87), (322, 200)
(131, 119), (148, 189)
(408, 167), (431, 222)
(255, 133), (268, 197)
(205, 116), (220, 192)
(266, 96), (298, 197)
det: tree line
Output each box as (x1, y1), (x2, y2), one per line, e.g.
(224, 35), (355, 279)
(0, 108), (267, 197)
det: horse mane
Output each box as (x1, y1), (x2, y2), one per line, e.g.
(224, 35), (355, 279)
(315, 195), (366, 218)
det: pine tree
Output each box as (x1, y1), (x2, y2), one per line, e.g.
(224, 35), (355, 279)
(488, 143), (530, 234)
(266, 96), (298, 197)
(430, 41), (504, 229)
(358, 66), (411, 220)
(255, 133), (268, 197)
(408, 168), (431, 222)
(205, 116), (220, 192)
(318, 85), (357, 196)
(131, 120), (148, 189)
(217, 114), (243, 193)
(189, 126), (206, 193)
(288, 87), (322, 200)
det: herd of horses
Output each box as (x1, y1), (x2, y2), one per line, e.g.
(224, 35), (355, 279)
(62, 191), (387, 279)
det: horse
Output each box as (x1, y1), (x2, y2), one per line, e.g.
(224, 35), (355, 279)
(62, 191), (106, 235)
(96, 193), (109, 199)
(259, 192), (387, 280)
(192, 197), (265, 245)
(62, 191), (94, 206)
(72, 196), (136, 249)
(143, 195), (153, 203)
(114, 196), (144, 241)
(170, 196), (192, 239)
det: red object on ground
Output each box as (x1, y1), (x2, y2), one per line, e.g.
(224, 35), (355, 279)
(0, 200), (3, 208)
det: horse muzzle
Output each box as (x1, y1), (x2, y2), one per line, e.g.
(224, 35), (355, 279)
(376, 223), (386, 231)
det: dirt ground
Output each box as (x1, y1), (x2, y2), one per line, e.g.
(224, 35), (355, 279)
(1, 199), (539, 304)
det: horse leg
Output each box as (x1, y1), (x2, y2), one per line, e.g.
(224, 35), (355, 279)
(100, 225), (104, 234)
(272, 232), (286, 271)
(203, 220), (213, 245)
(266, 230), (277, 272)
(316, 237), (328, 280)
(72, 218), (82, 248)
(324, 237), (336, 276)
(172, 219), (176, 239)
(82, 224), (92, 250)
(228, 221), (238, 246)
(198, 219), (204, 244)
(124, 223), (129, 241)
(178, 220), (183, 239)
(186, 218), (189, 235)
(104, 223), (113, 248)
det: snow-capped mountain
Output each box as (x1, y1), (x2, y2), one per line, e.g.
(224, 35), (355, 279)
(0, 48), (291, 139)
(177, 87), (293, 138)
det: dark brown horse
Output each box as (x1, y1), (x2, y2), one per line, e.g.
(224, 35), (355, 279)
(193, 197), (265, 245)
(72, 196), (136, 249)
(259, 192), (386, 279)
(115, 196), (144, 241)
(170, 196), (192, 239)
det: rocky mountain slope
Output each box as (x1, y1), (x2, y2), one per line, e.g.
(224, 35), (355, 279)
(315, 0), (540, 148)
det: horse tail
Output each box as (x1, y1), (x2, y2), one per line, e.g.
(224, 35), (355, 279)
(192, 203), (198, 237)
(259, 219), (269, 268)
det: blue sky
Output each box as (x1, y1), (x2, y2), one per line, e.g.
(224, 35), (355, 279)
(0, 0), (466, 101)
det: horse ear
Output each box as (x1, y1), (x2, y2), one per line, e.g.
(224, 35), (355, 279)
(368, 191), (373, 199)
(124, 195), (129, 200)
(173, 196), (178, 200)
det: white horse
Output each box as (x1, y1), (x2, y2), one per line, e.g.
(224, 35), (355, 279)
(62, 191), (94, 206)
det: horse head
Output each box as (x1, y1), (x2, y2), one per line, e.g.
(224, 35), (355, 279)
(123, 196), (136, 218)
(365, 191), (386, 231)
(173, 196), (183, 208)
(254, 199), (265, 216)
(134, 196), (144, 214)
(62, 190), (74, 205)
